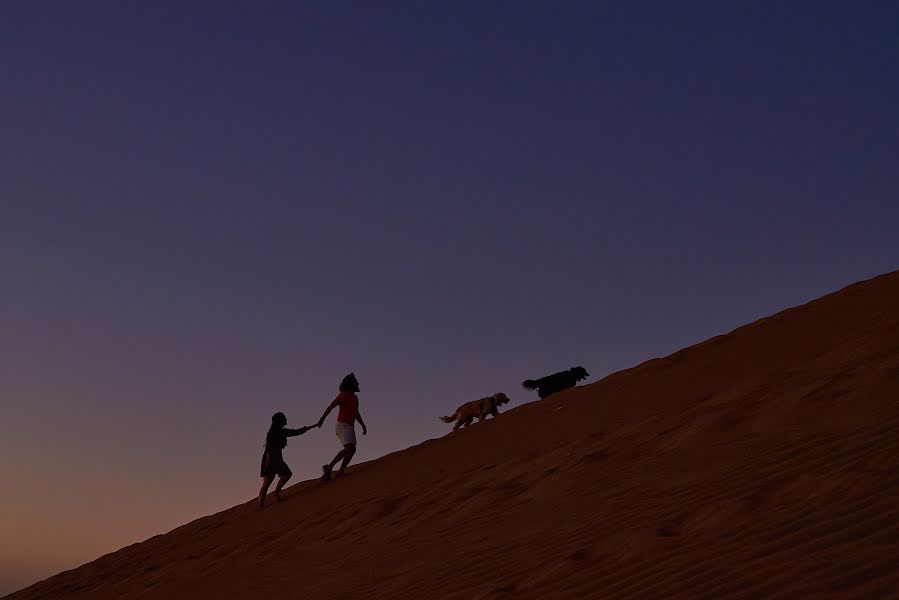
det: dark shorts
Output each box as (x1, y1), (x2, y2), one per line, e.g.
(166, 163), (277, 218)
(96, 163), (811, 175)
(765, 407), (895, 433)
(260, 450), (292, 478)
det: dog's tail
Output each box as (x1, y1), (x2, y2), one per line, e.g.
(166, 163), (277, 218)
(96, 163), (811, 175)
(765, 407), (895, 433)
(521, 379), (539, 390)
(439, 414), (456, 423)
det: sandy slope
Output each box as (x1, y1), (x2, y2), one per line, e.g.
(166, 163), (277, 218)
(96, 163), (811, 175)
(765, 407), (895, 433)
(8, 271), (899, 599)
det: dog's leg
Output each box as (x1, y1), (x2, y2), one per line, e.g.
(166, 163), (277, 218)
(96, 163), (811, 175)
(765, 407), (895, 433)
(453, 413), (464, 430)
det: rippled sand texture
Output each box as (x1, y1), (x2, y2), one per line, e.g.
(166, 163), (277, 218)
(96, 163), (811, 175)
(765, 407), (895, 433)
(8, 270), (899, 599)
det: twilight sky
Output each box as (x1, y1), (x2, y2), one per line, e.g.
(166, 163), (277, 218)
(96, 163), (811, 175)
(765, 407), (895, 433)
(1, 1), (898, 594)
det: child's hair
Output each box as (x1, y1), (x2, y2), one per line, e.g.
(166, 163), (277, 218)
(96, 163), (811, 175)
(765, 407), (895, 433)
(271, 412), (287, 426)
(339, 372), (360, 392)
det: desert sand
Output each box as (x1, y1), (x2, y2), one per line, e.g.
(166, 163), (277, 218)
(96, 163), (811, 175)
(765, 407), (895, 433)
(7, 270), (899, 599)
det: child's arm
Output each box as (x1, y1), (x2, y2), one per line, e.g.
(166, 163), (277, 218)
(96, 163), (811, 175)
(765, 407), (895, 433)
(356, 412), (367, 436)
(285, 426), (312, 437)
(316, 398), (341, 427)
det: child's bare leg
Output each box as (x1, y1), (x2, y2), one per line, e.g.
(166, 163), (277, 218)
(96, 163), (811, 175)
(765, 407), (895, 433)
(274, 473), (291, 501)
(336, 444), (356, 476)
(328, 448), (349, 470)
(323, 448), (348, 480)
(259, 475), (274, 508)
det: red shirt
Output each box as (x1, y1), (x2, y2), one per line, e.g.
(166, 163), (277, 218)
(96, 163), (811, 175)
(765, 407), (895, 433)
(335, 391), (359, 424)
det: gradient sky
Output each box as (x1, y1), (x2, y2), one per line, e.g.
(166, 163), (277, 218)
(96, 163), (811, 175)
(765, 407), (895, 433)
(2, 1), (898, 595)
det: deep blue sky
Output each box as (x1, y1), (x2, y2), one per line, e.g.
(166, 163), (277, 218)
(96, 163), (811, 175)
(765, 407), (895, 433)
(1, 1), (897, 594)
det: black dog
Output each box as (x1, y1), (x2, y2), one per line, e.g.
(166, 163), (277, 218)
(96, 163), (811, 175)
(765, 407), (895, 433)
(522, 366), (590, 399)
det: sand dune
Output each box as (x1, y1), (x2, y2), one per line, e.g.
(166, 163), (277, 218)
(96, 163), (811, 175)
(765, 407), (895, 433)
(8, 270), (899, 599)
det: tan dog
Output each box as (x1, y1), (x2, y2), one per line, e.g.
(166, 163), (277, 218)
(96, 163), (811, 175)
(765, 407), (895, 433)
(440, 393), (511, 430)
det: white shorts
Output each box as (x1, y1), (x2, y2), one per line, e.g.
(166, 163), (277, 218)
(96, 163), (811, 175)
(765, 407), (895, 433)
(335, 421), (357, 446)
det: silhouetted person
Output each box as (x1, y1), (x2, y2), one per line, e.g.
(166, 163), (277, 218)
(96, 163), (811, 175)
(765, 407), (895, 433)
(317, 373), (367, 480)
(259, 412), (314, 508)
(522, 366), (590, 399)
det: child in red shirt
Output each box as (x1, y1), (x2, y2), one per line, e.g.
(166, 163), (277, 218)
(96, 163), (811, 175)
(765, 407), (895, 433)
(317, 373), (367, 480)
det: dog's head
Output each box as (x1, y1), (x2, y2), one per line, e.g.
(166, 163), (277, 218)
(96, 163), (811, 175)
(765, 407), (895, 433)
(571, 366), (590, 382)
(493, 392), (511, 406)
